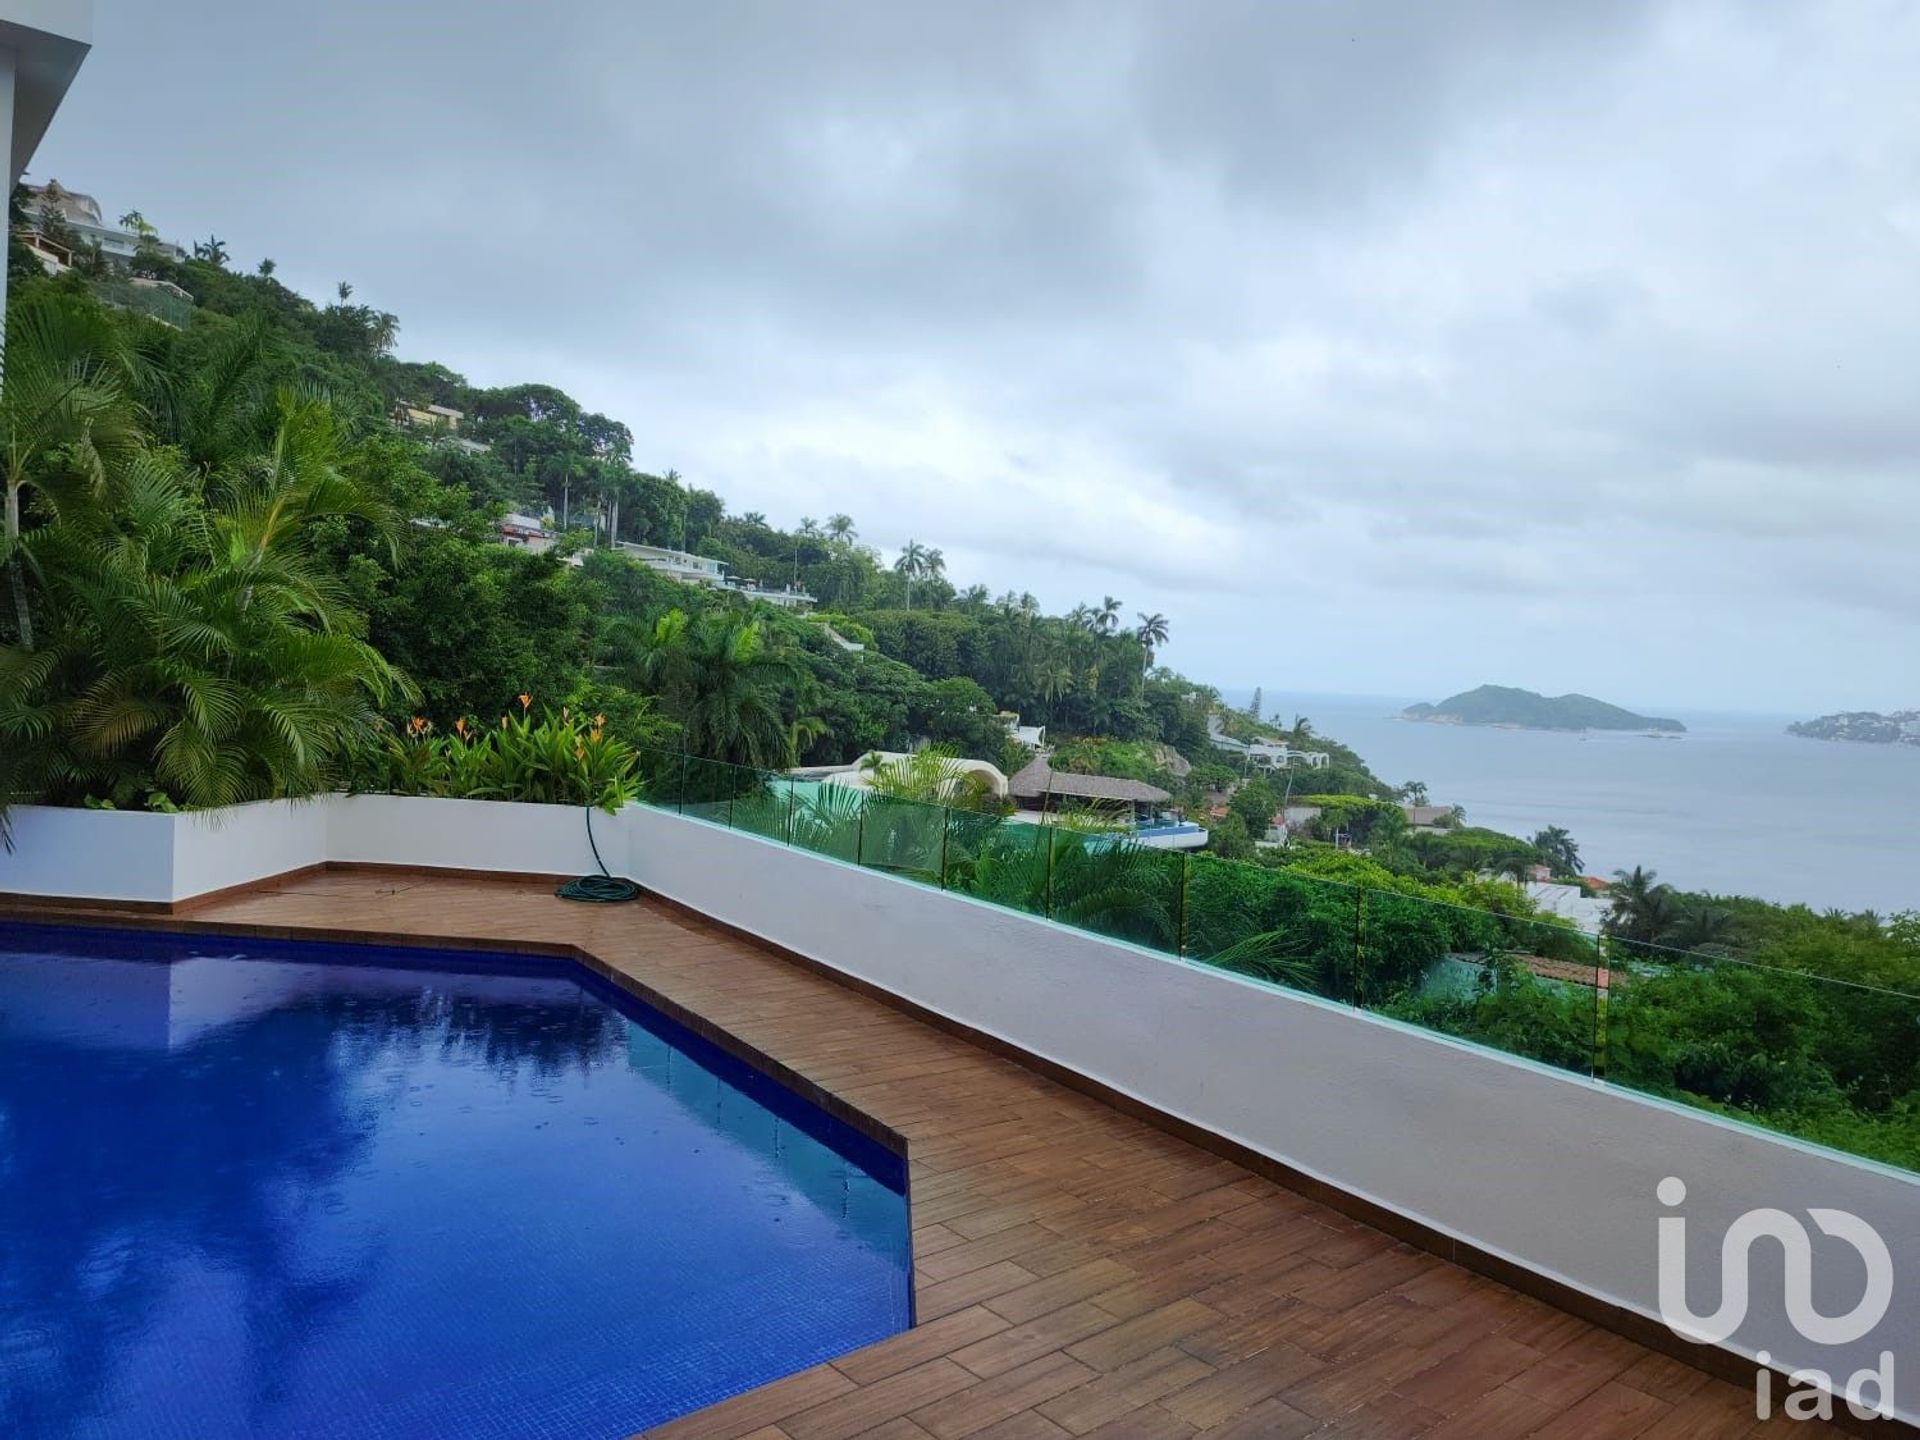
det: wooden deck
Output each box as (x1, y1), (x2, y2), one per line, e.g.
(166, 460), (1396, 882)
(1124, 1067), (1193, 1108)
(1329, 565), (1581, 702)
(158, 872), (1811, 1437)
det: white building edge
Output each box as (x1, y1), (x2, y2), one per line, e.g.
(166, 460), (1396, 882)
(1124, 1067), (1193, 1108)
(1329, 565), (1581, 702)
(1, 0), (92, 331)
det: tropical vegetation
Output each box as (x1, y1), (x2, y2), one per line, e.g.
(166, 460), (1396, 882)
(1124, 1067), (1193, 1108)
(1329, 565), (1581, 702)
(3, 198), (1914, 1172)
(367, 701), (645, 812)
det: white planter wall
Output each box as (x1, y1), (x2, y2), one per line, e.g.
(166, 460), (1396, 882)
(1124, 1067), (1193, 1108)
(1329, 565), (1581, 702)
(625, 807), (1919, 1424)
(170, 800), (329, 900)
(0, 795), (610, 904)
(0, 806), (179, 903)
(325, 794), (613, 879)
(1, 801), (328, 904)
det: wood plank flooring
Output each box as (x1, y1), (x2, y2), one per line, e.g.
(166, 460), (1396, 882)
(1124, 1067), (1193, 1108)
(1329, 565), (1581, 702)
(146, 873), (1825, 1437)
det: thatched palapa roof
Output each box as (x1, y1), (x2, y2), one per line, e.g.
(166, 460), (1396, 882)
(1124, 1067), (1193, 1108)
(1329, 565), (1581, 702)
(1008, 757), (1171, 805)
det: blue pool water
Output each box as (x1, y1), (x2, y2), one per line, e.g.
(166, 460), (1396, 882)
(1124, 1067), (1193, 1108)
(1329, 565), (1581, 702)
(0, 924), (912, 1439)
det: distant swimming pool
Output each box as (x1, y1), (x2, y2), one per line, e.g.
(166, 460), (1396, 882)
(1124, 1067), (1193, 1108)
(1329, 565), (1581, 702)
(0, 923), (911, 1439)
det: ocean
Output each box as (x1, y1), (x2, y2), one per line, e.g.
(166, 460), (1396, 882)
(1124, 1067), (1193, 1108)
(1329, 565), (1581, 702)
(1225, 690), (1920, 915)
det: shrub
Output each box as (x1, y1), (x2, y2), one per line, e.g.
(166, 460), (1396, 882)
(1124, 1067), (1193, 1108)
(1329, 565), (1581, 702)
(365, 700), (640, 811)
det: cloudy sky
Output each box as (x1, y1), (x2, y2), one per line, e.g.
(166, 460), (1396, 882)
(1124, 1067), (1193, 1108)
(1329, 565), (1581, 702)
(34, 2), (1920, 714)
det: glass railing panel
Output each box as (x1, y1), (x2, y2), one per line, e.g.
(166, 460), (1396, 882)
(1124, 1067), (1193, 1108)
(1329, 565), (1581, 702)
(679, 755), (743, 824)
(1361, 895), (1600, 1075)
(856, 794), (947, 883)
(787, 778), (865, 864)
(1181, 856), (1357, 1003)
(1043, 826), (1181, 956)
(634, 746), (686, 811)
(1602, 938), (1920, 1170)
(730, 770), (793, 843)
(622, 753), (1918, 1174)
(939, 814), (1051, 920)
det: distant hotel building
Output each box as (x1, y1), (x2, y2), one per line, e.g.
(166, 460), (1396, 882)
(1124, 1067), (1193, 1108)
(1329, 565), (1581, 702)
(614, 542), (815, 609)
(1206, 716), (1329, 770)
(22, 180), (188, 266)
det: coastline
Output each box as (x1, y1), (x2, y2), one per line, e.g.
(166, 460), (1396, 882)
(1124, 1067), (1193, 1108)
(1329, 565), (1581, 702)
(1237, 691), (1920, 913)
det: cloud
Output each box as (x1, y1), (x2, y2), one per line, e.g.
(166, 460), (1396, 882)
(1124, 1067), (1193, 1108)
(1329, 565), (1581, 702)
(34, 0), (1920, 710)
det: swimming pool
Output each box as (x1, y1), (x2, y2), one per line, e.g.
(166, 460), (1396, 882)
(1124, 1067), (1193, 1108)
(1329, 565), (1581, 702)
(0, 923), (912, 1439)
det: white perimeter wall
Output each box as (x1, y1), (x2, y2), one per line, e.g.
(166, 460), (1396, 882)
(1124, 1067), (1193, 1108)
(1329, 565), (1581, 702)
(625, 807), (1919, 1423)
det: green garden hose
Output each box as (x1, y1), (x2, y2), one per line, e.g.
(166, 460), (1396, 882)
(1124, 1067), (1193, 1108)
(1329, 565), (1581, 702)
(556, 803), (640, 903)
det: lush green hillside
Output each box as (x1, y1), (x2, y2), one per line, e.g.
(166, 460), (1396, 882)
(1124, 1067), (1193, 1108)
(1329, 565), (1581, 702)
(1402, 684), (1684, 732)
(4, 209), (1915, 1171)
(0, 222), (1344, 797)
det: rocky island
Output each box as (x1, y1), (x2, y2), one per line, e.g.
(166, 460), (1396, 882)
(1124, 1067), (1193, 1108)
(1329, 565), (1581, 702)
(1788, 710), (1920, 747)
(1401, 685), (1686, 733)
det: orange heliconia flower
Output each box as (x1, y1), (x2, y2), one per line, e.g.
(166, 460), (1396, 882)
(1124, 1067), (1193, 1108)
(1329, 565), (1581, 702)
(454, 717), (469, 737)
(574, 743), (586, 760)
(594, 714), (606, 728)
(407, 716), (428, 736)
(518, 692), (532, 711)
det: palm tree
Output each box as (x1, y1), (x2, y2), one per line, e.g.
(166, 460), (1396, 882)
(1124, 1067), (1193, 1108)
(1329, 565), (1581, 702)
(1497, 854), (1537, 887)
(1134, 612), (1169, 660)
(826, 513), (856, 544)
(192, 235), (228, 266)
(336, 281), (354, 302)
(117, 209), (155, 238)
(1398, 780), (1429, 806)
(1605, 866), (1678, 946)
(739, 510), (768, 529)
(257, 258), (277, 278)
(1291, 714), (1314, 744)
(797, 516), (821, 538)
(367, 311), (400, 355)
(1067, 602), (1094, 631)
(894, 539), (930, 609)
(945, 825), (1176, 950)
(860, 747), (997, 811)
(1094, 596), (1121, 634)
(539, 436), (587, 532)
(1530, 825), (1581, 877)
(1668, 897), (1736, 955)
(1035, 649), (1074, 705)
(592, 466), (632, 546)
(3, 391), (408, 817)
(633, 609), (799, 768)
(1, 293), (140, 649)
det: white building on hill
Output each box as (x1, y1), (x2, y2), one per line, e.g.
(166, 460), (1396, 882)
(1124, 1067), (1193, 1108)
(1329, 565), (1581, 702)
(24, 180), (187, 265)
(614, 542), (815, 609)
(1206, 716), (1329, 770)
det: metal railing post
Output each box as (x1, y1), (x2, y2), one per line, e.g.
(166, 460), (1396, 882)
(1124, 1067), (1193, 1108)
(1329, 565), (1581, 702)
(1176, 853), (1190, 957)
(1593, 935), (1613, 1081)
(1044, 825), (1056, 918)
(1351, 888), (1366, 1009)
